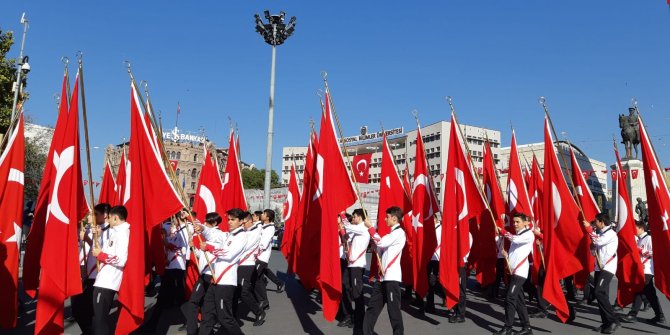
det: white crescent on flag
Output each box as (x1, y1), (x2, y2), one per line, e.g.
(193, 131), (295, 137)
(507, 180), (518, 211)
(312, 154), (324, 201)
(413, 173), (435, 220)
(198, 185), (217, 214)
(123, 160), (132, 205)
(356, 159), (368, 177)
(617, 193), (628, 232)
(455, 168), (468, 221)
(552, 182), (562, 228)
(50, 146), (75, 225)
(283, 190), (293, 221)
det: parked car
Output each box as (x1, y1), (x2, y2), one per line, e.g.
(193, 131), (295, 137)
(272, 227), (284, 250)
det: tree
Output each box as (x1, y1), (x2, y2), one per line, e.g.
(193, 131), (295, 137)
(0, 29), (17, 135)
(24, 136), (47, 202)
(241, 168), (280, 189)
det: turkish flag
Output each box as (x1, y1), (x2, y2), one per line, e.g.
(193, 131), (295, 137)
(476, 140), (505, 286)
(169, 159), (179, 171)
(115, 82), (185, 335)
(220, 131), (247, 218)
(614, 149), (645, 306)
(632, 169), (639, 179)
(23, 72), (70, 298)
(399, 164), (415, 288)
(569, 148), (598, 289)
(529, 155), (545, 284)
(281, 164), (301, 262)
(35, 74), (88, 334)
(98, 159), (117, 205)
(192, 149), (223, 224)
(541, 117), (583, 322)
(114, 150), (128, 206)
(352, 153), (372, 183)
(639, 117), (670, 300)
(294, 131), (320, 284)
(507, 131), (534, 224)
(0, 114), (25, 329)
(440, 115), (486, 309)
(315, 90), (358, 321)
(370, 136), (412, 282)
(412, 127), (440, 298)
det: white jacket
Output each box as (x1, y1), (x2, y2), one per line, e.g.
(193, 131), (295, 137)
(503, 228), (534, 279)
(369, 225), (406, 282)
(94, 222), (130, 292)
(206, 226), (247, 286)
(590, 225), (618, 274)
(257, 223), (275, 263)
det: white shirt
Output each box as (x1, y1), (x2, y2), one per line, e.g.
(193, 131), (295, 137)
(193, 225), (222, 275)
(590, 226), (618, 274)
(207, 226), (247, 286)
(636, 232), (653, 275)
(83, 223), (111, 279)
(343, 217), (371, 268)
(94, 222), (130, 291)
(432, 224), (442, 261)
(503, 228), (534, 279)
(239, 223), (262, 266)
(257, 223), (276, 263)
(369, 225), (406, 282)
(163, 222), (192, 270)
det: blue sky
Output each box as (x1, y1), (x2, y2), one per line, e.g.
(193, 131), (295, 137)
(3, 1), (670, 184)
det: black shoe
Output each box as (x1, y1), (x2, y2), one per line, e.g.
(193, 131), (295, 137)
(493, 327), (513, 335)
(177, 324), (187, 331)
(276, 282), (285, 293)
(253, 311), (266, 327)
(259, 300), (270, 310)
(601, 322), (620, 334)
(647, 314), (666, 324)
(337, 317), (353, 327)
(621, 314), (637, 323)
(529, 311), (547, 319)
(448, 315), (465, 323)
(513, 327), (533, 335)
(592, 325), (604, 332)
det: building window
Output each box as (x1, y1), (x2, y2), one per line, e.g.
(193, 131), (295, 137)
(191, 182), (196, 190)
(170, 151), (176, 159)
(194, 154), (198, 162)
(176, 151), (181, 160)
(176, 168), (180, 176)
(191, 169), (197, 178)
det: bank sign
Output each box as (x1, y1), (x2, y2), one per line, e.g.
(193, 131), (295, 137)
(340, 126), (404, 144)
(163, 127), (207, 143)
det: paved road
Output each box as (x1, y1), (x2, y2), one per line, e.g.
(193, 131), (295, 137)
(9, 251), (670, 334)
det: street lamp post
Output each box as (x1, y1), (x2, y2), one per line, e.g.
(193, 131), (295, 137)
(10, 13), (30, 122)
(254, 10), (296, 209)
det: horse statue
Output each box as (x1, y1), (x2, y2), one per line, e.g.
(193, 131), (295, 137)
(619, 107), (640, 159)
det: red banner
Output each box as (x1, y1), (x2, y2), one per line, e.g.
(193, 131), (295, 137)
(169, 160), (179, 171)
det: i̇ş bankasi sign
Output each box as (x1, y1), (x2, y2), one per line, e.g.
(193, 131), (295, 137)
(339, 126), (404, 144)
(163, 127), (207, 143)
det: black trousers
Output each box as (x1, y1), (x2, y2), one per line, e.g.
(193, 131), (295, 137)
(264, 266), (282, 286)
(339, 258), (351, 319)
(363, 281), (404, 335)
(505, 275), (530, 327)
(72, 279), (95, 334)
(234, 265), (262, 317)
(524, 267), (548, 312)
(426, 260), (443, 308)
(342, 266), (365, 327)
(492, 258), (505, 298)
(158, 268), (186, 307)
(181, 274), (212, 335)
(198, 284), (242, 335)
(92, 287), (117, 335)
(631, 274), (663, 316)
(254, 261), (269, 305)
(455, 266), (467, 317)
(583, 273), (595, 302)
(594, 271), (617, 325)
(564, 276), (576, 300)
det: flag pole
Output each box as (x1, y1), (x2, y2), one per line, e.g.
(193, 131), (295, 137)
(540, 97), (602, 270)
(322, 72), (384, 277)
(447, 97), (512, 273)
(77, 53), (100, 273)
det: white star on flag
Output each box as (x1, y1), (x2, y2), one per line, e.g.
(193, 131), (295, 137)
(5, 222), (22, 253)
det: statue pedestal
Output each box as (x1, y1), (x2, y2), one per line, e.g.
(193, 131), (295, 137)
(610, 159), (645, 221)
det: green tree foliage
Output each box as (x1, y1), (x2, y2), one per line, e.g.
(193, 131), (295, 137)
(241, 168), (280, 189)
(0, 29), (16, 135)
(24, 136), (47, 202)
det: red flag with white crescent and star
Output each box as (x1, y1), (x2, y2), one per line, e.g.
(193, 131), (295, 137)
(352, 153), (372, 183)
(507, 130), (534, 225)
(220, 131), (247, 217)
(0, 114), (25, 329)
(569, 148), (598, 289)
(281, 163), (301, 262)
(639, 116), (670, 300)
(192, 148), (223, 224)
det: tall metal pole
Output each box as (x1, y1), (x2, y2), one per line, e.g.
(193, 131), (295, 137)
(263, 43), (277, 209)
(10, 13), (29, 122)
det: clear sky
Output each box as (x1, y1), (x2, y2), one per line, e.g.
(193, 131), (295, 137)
(3, 1), (670, 185)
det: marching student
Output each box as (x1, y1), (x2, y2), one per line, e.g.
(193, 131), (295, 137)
(254, 209), (285, 311)
(234, 211), (266, 326)
(623, 221), (665, 324)
(73, 203), (111, 335)
(493, 213), (534, 335)
(425, 218), (442, 313)
(337, 212), (353, 328)
(141, 209), (193, 332)
(362, 206), (407, 335)
(198, 208), (248, 335)
(338, 208), (371, 329)
(91, 206), (130, 335)
(584, 213), (620, 334)
(180, 212), (224, 335)
(450, 231), (473, 323)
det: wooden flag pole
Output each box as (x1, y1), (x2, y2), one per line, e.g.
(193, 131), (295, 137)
(322, 73), (384, 277)
(77, 53), (101, 273)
